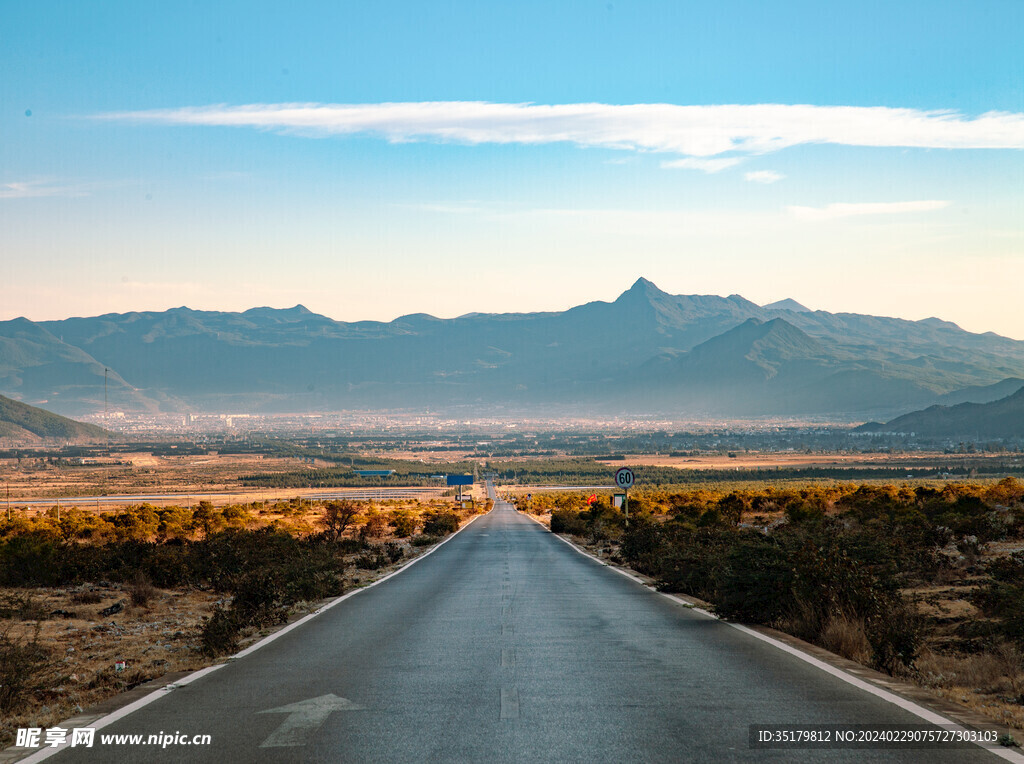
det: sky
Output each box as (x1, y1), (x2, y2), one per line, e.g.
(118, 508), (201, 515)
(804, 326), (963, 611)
(2, 1), (1023, 337)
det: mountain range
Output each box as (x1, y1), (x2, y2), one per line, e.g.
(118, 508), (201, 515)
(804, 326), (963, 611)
(3, 278), (1024, 421)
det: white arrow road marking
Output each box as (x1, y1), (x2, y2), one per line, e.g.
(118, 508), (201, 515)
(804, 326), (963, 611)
(257, 694), (365, 747)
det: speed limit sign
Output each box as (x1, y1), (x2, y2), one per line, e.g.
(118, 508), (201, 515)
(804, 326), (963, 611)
(614, 467), (635, 489)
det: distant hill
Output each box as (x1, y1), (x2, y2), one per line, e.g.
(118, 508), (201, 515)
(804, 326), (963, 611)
(0, 317), (176, 415)
(636, 317), (940, 416)
(856, 386), (1024, 439)
(935, 377), (1024, 406)
(0, 278), (1021, 419)
(0, 394), (110, 443)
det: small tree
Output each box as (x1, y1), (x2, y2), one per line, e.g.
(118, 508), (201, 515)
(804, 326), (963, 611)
(323, 501), (359, 541)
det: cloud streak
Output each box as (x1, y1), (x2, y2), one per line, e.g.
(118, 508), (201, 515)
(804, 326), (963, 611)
(0, 180), (89, 199)
(661, 157), (744, 173)
(788, 200), (951, 221)
(95, 102), (1024, 160)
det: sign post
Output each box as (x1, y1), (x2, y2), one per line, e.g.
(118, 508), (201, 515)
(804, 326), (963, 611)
(614, 467), (635, 526)
(446, 474), (474, 503)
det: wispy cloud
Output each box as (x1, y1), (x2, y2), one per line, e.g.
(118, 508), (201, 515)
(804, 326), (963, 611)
(95, 102), (1024, 164)
(0, 180), (89, 199)
(661, 157), (744, 173)
(788, 200), (951, 221)
(744, 170), (785, 184)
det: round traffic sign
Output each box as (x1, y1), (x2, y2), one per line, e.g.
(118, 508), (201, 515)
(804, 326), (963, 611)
(614, 467), (635, 489)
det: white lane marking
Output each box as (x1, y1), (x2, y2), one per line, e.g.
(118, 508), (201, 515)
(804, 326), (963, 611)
(501, 649), (516, 668)
(500, 687), (520, 720)
(530, 515), (1024, 762)
(257, 694), (363, 748)
(18, 511), (488, 763)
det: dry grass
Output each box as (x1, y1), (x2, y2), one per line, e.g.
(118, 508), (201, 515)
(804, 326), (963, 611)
(917, 649), (1007, 694)
(128, 573), (157, 607)
(819, 614), (872, 664)
(914, 647), (1024, 731)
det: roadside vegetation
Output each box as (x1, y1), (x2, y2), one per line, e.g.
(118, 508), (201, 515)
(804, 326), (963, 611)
(238, 455), (1022, 490)
(0, 496), (488, 747)
(529, 478), (1024, 730)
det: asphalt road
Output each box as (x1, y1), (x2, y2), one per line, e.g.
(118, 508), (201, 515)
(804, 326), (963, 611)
(41, 487), (998, 763)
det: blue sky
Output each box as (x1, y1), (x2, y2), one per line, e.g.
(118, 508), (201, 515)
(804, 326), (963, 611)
(2, 1), (1023, 336)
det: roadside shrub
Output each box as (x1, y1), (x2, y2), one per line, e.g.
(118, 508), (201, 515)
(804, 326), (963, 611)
(585, 504), (624, 542)
(384, 541), (405, 563)
(411, 535), (439, 547)
(653, 527), (726, 601)
(201, 607), (240, 657)
(128, 571), (157, 607)
(550, 509), (587, 535)
(422, 511), (459, 536)
(390, 512), (417, 538)
(356, 545), (389, 570)
(231, 569), (289, 625)
(620, 518), (667, 574)
(360, 514), (389, 539)
(866, 599), (924, 672)
(715, 531), (793, 623)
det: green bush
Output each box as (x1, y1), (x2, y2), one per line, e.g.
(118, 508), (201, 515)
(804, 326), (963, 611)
(201, 607), (241, 657)
(422, 511), (459, 536)
(550, 509), (587, 535)
(714, 531), (793, 623)
(390, 512), (417, 537)
(356, 546), (389, 570)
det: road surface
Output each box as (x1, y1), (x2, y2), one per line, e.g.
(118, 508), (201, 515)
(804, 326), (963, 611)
(39, 486), (996, 762)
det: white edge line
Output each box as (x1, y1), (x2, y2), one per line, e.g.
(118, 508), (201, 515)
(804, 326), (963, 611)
(526, 512), (1024, 762)
(17, 511), (486, 763)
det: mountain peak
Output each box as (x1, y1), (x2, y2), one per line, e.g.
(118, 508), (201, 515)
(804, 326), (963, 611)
(763, 298), (811, 313)
(918, 316), (961, 331)
(627, 277), (665, 295)
(614, 277), (670, 306)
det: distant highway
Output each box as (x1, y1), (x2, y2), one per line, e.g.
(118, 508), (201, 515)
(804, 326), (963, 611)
(6, 487), (448, 508)
(33, 483), (1003, 762)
